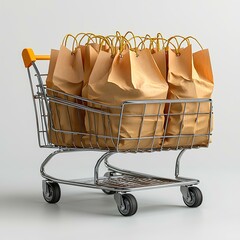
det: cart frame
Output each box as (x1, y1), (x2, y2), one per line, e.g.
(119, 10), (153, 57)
(22, 48), (213, 216)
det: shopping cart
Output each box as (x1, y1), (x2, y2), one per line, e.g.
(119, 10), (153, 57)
(22, 48), (213, 216)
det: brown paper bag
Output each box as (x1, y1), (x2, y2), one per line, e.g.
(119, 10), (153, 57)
(82, 43), (100, 87)
(152, 49), (167, 81)
(79, 34), (110, 92)
(150, 34), (168, 81)
(83, 44), (168, 150)
(164, 38), (214, 148)
(46, 45), (85, 147)
(137, 34), (167, 81)
(46, 49), (63, 145)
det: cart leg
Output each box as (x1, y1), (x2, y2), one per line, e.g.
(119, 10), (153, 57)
(41, 149), (115, 186)
(94, 151), (114, 184)
(175, 149), (186, 178)
(40, 148), (82, 179)
(104, 154), (161, 179)
(40, 149), (64, 179)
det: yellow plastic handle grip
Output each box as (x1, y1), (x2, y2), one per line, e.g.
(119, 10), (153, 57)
(22, 48), (50, 68)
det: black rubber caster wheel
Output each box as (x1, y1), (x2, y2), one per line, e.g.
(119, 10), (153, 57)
(117, 194), (138, 217)
(183, 187), (203, 208)
(102, 189), (116, 195)
(43, 182), (61, 204)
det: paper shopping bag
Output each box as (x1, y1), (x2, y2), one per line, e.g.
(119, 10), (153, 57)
(150, 35), (167, 81)
(83, 42), (168, 150)
(46, 49), (63, 145)
(46, 44), (85, 147)
(82, 43), (100, 90)
(164, 38), (214, 148)
(151, 48), (167, 81)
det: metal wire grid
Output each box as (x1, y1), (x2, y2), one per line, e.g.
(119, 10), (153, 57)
(98, 175), (179, 189)
(28, 64), (213, 152)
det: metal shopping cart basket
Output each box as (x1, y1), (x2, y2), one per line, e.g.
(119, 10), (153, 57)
(22, 48), (213, 216)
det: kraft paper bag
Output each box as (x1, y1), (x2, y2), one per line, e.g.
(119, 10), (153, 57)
(151, 48), (167, 81)
(150, 35), (167, 80)
(46, 45), (85, 147)
(82, 43), (100, 87)
(83, 47), (168, 150)
(46, 49), (63, 145)
(164, 43), (214, 148)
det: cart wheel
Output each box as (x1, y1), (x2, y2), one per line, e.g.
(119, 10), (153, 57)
(102, 189), (116, 195)
(43, 182), (61, 204)
(183, 187), (203, 208)
(117, 194), (138, 217)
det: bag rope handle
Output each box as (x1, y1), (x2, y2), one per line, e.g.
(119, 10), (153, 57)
(179, 36), (203, 50)
(75, 32), (97, 46)
(166, 35), (190, 55)
(156, 33), (166, 51)
(114, 31), (135, 57)
(137, 34), (152, 50)
(87, 35), (114, 56)
(61, 34), (78, 53)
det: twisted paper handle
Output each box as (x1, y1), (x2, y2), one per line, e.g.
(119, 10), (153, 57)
(179, 36), (203, 50)
(61, 34), (78, 53)
(60, 32), (204, 57)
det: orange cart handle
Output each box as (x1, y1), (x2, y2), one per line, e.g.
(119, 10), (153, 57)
(22, 48), (50, 68)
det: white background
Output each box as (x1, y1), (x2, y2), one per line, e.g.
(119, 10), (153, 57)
(0, 0), (239, 239)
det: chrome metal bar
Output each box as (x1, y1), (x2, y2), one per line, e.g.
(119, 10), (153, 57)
(161, 102), (171, 150)
(94, 151), (114, 184)
(208, 100), (213, 146)
(177, 102), (187, 149)
(40, 149), (117, 190)
(65, 95), (75, 147)
(191, 102), (201, 148)
(104, 156), (176, 181)
(32, 62), (51, 115)
(107, 113), (117, 148)
(116, 103), (125, 151)
(86, 109), (93, 148)
(150, 103), (161, 151)
(48, 96), (120, 116)
(175, 149), (186, 178)
(106, 179), (199, 192)
(93, 112), (100, 149)
(27, 68), (42, 147)
(176, 176), (199, 183)
(75, 105), (84, 148)
(136, 104), (146, 151)
(38, 96), (47, 145)
(123, 98), (211, 105)
(46, 91), (211, 118)
(46, 87), (122, 110)
(46, 86), (211, 107)
(54, 97), (65, 146)
(100, 107), (109, 149)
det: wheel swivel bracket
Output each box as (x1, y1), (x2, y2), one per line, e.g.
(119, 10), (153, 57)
(114, 193), (125, 210)
(42, 180), (51, 197)
(180, 186), (191, 201)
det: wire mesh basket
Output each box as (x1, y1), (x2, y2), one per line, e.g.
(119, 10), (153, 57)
(32, 72), (212, 152)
